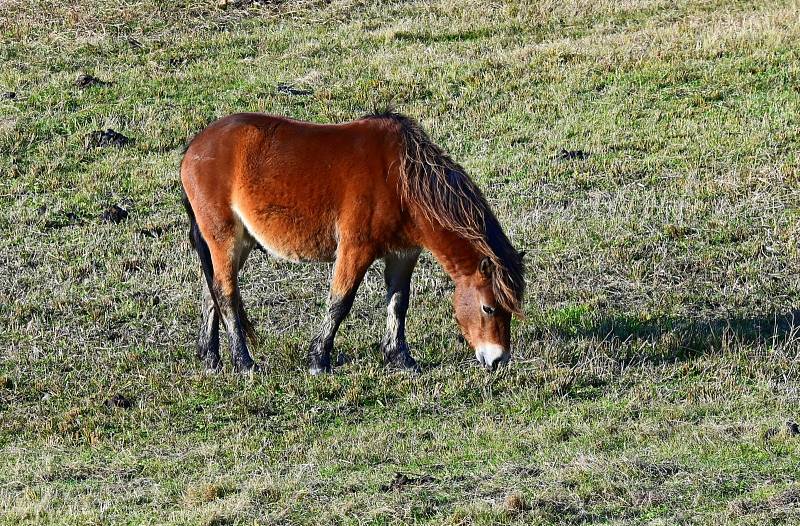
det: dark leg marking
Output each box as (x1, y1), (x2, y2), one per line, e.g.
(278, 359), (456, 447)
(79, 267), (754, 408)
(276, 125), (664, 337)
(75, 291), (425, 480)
(216, 284), (255, 373)
(382, 250), (421, 372)
(196, 279), (221, 371)
(309, 291), (357, 375)
(211, 236), (257, 373)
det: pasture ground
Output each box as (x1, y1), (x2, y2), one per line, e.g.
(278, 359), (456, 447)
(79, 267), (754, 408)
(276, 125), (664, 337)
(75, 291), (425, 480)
(2, 0), (800, 524)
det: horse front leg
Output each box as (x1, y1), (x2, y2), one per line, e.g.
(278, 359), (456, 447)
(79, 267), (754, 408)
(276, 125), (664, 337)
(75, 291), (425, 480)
(382, 250), (421, 372)
(309, 244), (375, 375)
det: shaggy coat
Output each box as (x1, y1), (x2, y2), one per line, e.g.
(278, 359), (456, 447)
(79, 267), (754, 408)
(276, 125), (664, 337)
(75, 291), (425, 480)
(181, 111), (524, 373)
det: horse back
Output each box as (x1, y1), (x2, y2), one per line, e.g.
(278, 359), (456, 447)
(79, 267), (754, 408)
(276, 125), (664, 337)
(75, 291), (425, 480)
(181, 113), (416, 262)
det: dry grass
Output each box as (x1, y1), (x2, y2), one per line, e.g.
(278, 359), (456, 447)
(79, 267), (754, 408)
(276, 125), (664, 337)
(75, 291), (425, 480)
(1, 0), (800, 524)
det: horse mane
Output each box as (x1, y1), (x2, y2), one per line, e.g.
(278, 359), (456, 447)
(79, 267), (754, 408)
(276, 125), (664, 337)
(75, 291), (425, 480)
(364, 110), (525, 316)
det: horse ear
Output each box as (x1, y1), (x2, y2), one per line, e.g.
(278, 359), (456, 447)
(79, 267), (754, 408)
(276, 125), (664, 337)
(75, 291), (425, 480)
(479, 257), (494, 276)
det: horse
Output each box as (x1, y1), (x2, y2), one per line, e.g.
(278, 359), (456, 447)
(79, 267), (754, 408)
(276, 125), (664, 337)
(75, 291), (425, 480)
(180, 111), (525, 374)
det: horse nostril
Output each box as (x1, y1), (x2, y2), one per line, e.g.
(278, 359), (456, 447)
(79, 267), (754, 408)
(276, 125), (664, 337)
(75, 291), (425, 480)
(488, 353), (509, 371)
(476, 345), (507, 370)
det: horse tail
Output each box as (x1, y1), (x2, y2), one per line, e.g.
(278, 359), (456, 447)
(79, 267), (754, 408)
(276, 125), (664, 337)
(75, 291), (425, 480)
(182, 186), (219, 313)
(180, 131), (219, 307)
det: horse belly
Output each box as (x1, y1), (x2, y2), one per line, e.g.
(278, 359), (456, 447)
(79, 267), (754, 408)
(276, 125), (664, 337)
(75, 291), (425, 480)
(233, 204), (338, 263)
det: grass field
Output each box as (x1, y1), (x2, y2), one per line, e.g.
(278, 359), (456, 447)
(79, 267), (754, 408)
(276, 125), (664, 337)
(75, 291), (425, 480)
(2, 0), (800, 523)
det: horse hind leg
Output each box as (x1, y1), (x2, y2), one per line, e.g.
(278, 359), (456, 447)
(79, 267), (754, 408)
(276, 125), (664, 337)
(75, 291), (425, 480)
(235, 235), (258, 360)
(188, 214), (222, 371)
(219, 233), (258, 372)
(196, 279), (221, 371)
(382, 250), (421, 372)
(201, 220), (258, 373)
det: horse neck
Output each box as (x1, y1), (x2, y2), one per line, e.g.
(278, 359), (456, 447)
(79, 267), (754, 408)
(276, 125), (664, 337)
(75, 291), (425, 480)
(416, 220), (481, 281)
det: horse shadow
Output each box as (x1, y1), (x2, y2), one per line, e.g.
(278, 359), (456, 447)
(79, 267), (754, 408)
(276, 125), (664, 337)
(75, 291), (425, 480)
(549, 309), (800, 366)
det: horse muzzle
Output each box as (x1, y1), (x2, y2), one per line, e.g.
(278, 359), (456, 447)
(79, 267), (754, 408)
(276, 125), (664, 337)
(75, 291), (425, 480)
(475, 344), (510, 370)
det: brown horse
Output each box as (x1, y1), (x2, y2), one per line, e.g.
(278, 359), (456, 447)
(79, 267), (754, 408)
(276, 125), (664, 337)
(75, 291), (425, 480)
(180, 111), (524, 374)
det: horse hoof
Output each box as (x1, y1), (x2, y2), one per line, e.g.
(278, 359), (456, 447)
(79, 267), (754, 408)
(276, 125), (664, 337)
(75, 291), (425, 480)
(387, 353), (420, 374)
(309, 364), (332, 375)
(233, 360), (258, 374)
(402, 361), (422, 375)
(308, 353), (331, 375)
(203, 357), (222, 373)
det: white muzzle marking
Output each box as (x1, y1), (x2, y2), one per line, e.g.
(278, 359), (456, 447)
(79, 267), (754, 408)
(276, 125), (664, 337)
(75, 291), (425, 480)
(475, 344), (507, 369)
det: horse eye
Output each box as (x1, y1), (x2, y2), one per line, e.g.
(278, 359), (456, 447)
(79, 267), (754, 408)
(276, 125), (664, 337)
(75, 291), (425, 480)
(482, 304), (495, 315)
